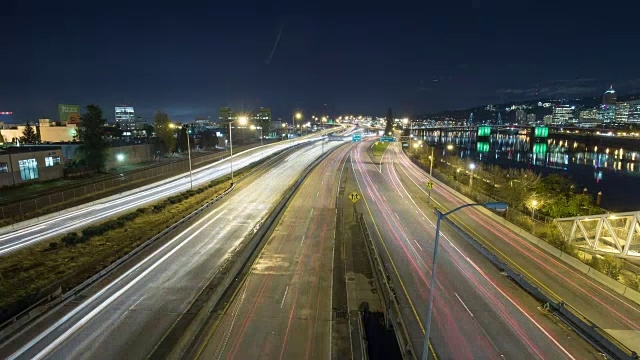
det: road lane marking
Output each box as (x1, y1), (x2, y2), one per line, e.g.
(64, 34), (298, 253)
(316, 191), (319, 197)
(393, 154), (578, 358)
(394, 212), (399, 220)
(300, 235), (305, 247)
(130, 293), (147, 310)
(281, 286), (290, 308)
(10, 210), (227, 360)
(454, 293), (473, 317)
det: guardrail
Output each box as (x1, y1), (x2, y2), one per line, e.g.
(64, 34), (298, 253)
(359, 213), (417, 360)
(440, 214), (638, 360)
(167, 142), (343, 359)
(0, 144), (305, 343)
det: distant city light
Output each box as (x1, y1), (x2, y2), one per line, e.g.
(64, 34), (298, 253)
(116, 153), (125, 162)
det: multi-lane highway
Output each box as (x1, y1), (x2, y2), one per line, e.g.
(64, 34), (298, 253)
(386, 142), (640, 354)
(351, 140), (601, 359)
(0, 132), (334, 256)
(0, 139), (345, 359)
(190, 142), (353, 359)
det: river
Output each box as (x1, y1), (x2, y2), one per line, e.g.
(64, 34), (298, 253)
(413, 129), (640, 212)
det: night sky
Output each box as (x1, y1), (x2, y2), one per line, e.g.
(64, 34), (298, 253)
(2, 0), (640, 123)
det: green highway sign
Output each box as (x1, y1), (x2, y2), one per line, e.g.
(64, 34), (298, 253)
(352, 133), (362, 142)
(380, 136), (396, 142)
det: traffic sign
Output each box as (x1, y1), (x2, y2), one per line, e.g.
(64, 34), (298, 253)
(426, 181), (435, 190)
(349, 191), (361, 203)
(352, 133), (362, 142)
(380, 136), (396, 142)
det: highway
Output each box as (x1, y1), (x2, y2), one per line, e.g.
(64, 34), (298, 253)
(0, 131), (335, 256)
(190, 142), (352, 359)
(0, 139), (345, 359)
(351, 141), (601, 359)
(387, 142), (640, 354)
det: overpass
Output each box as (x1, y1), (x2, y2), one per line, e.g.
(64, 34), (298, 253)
(556, 211), (640, 258)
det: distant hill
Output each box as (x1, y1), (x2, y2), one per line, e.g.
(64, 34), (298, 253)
(417, 93), (640, 123)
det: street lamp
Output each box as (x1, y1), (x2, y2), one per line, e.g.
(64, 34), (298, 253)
(422, 201), (508, 360)
(468, 163), (476, 190)
(228, 116), (248, 183)
(282, 123), (288, 140)
(447, 144), (454, 151)
(293, 112), (302, 136)
(185, 124), (193, 190)
(530, 199), (539, 220)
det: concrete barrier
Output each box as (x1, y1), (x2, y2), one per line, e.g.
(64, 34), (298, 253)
(422, 159), (640, 307)
(166, 144), (342, 359)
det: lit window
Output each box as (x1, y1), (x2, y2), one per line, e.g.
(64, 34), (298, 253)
(0, 162), (8, 173)
(45, 156), (61, 166)
(18, 158), (39, 180)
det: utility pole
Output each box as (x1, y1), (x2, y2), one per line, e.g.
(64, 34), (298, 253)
(186, 125), (193, 190)
(428, 147), (434, 203)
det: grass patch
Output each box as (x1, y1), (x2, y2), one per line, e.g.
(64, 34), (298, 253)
(0, 164), (258, 322)
(372, 142), (389, 157)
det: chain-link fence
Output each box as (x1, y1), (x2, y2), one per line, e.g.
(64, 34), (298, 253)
(0, 143), (262, 225)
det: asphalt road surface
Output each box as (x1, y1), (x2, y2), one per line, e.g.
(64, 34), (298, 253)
(191, 142), (353, 359)
(0, 131), (337, 256)
(387, 143), (640, 354)
(0, 139), (344, 360)
(351, 141), (602, 359)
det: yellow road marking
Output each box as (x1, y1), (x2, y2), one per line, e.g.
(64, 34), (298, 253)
(351, 147), (438, 360)
(392, 151), (563, 301)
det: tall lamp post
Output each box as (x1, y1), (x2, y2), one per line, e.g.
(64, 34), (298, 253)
(293, 112), (302, 136)
(228, 116), (248, 183)
(251, 124), (264, 158)
(185, 124), (193, 190)
(468, 163), (476, 190)
(422, 201), (508, 360)
(530, 199), (539, 220)
(427, 147), (434, 203)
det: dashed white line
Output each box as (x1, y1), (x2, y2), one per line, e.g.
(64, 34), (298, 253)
(455, 292), (473, 317)
(281, 286), (290, 308)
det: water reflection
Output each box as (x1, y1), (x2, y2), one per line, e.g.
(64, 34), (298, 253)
(413, 129), (640, 210)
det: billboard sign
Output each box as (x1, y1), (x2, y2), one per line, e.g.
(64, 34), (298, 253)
(534, 126), (549, 138)
(59, 104), (81, 124)
(477, 126), (491, 137)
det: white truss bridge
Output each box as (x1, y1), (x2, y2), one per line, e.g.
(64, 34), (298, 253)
(556, 211), (640, 258)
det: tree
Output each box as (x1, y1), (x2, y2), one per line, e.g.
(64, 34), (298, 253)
(154, 111), (175, 155)
(143, 124), (154, 139)
(20, 121), (39, 144)
(200, 130), (218, 149)
(384, 108), (394, 136)
(78, 105), (109, 172)
(175, 125), (189, 153)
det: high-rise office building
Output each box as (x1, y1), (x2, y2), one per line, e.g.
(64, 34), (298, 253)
(615, 102), (630, 123)
(627, 100), (640, 124)
(551, 105), (575, 124)
(579, 109), (598, 123)
(219, 107), (235, 127)
(543, 114), (553, 125)
(515, 109), (526, 124)
(527, 113), (536, 123)
(603, 85), (617, 105)
(115, 106), (135, 130)
(597, 105), (616, 123)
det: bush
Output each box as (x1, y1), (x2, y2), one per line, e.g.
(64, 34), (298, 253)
(628, 276), (640, 291)
(603, 255), (622, 280)
(48, 242), (59, 250)
(61, 232), (82, 246)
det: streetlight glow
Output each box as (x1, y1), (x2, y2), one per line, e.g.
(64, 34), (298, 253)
(469, 163), (476, 170)
(447, 144), (454, 150)
(238, 116), (248, 125)
(295, 113), (302, 120)
(116, 153), (125, 162)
